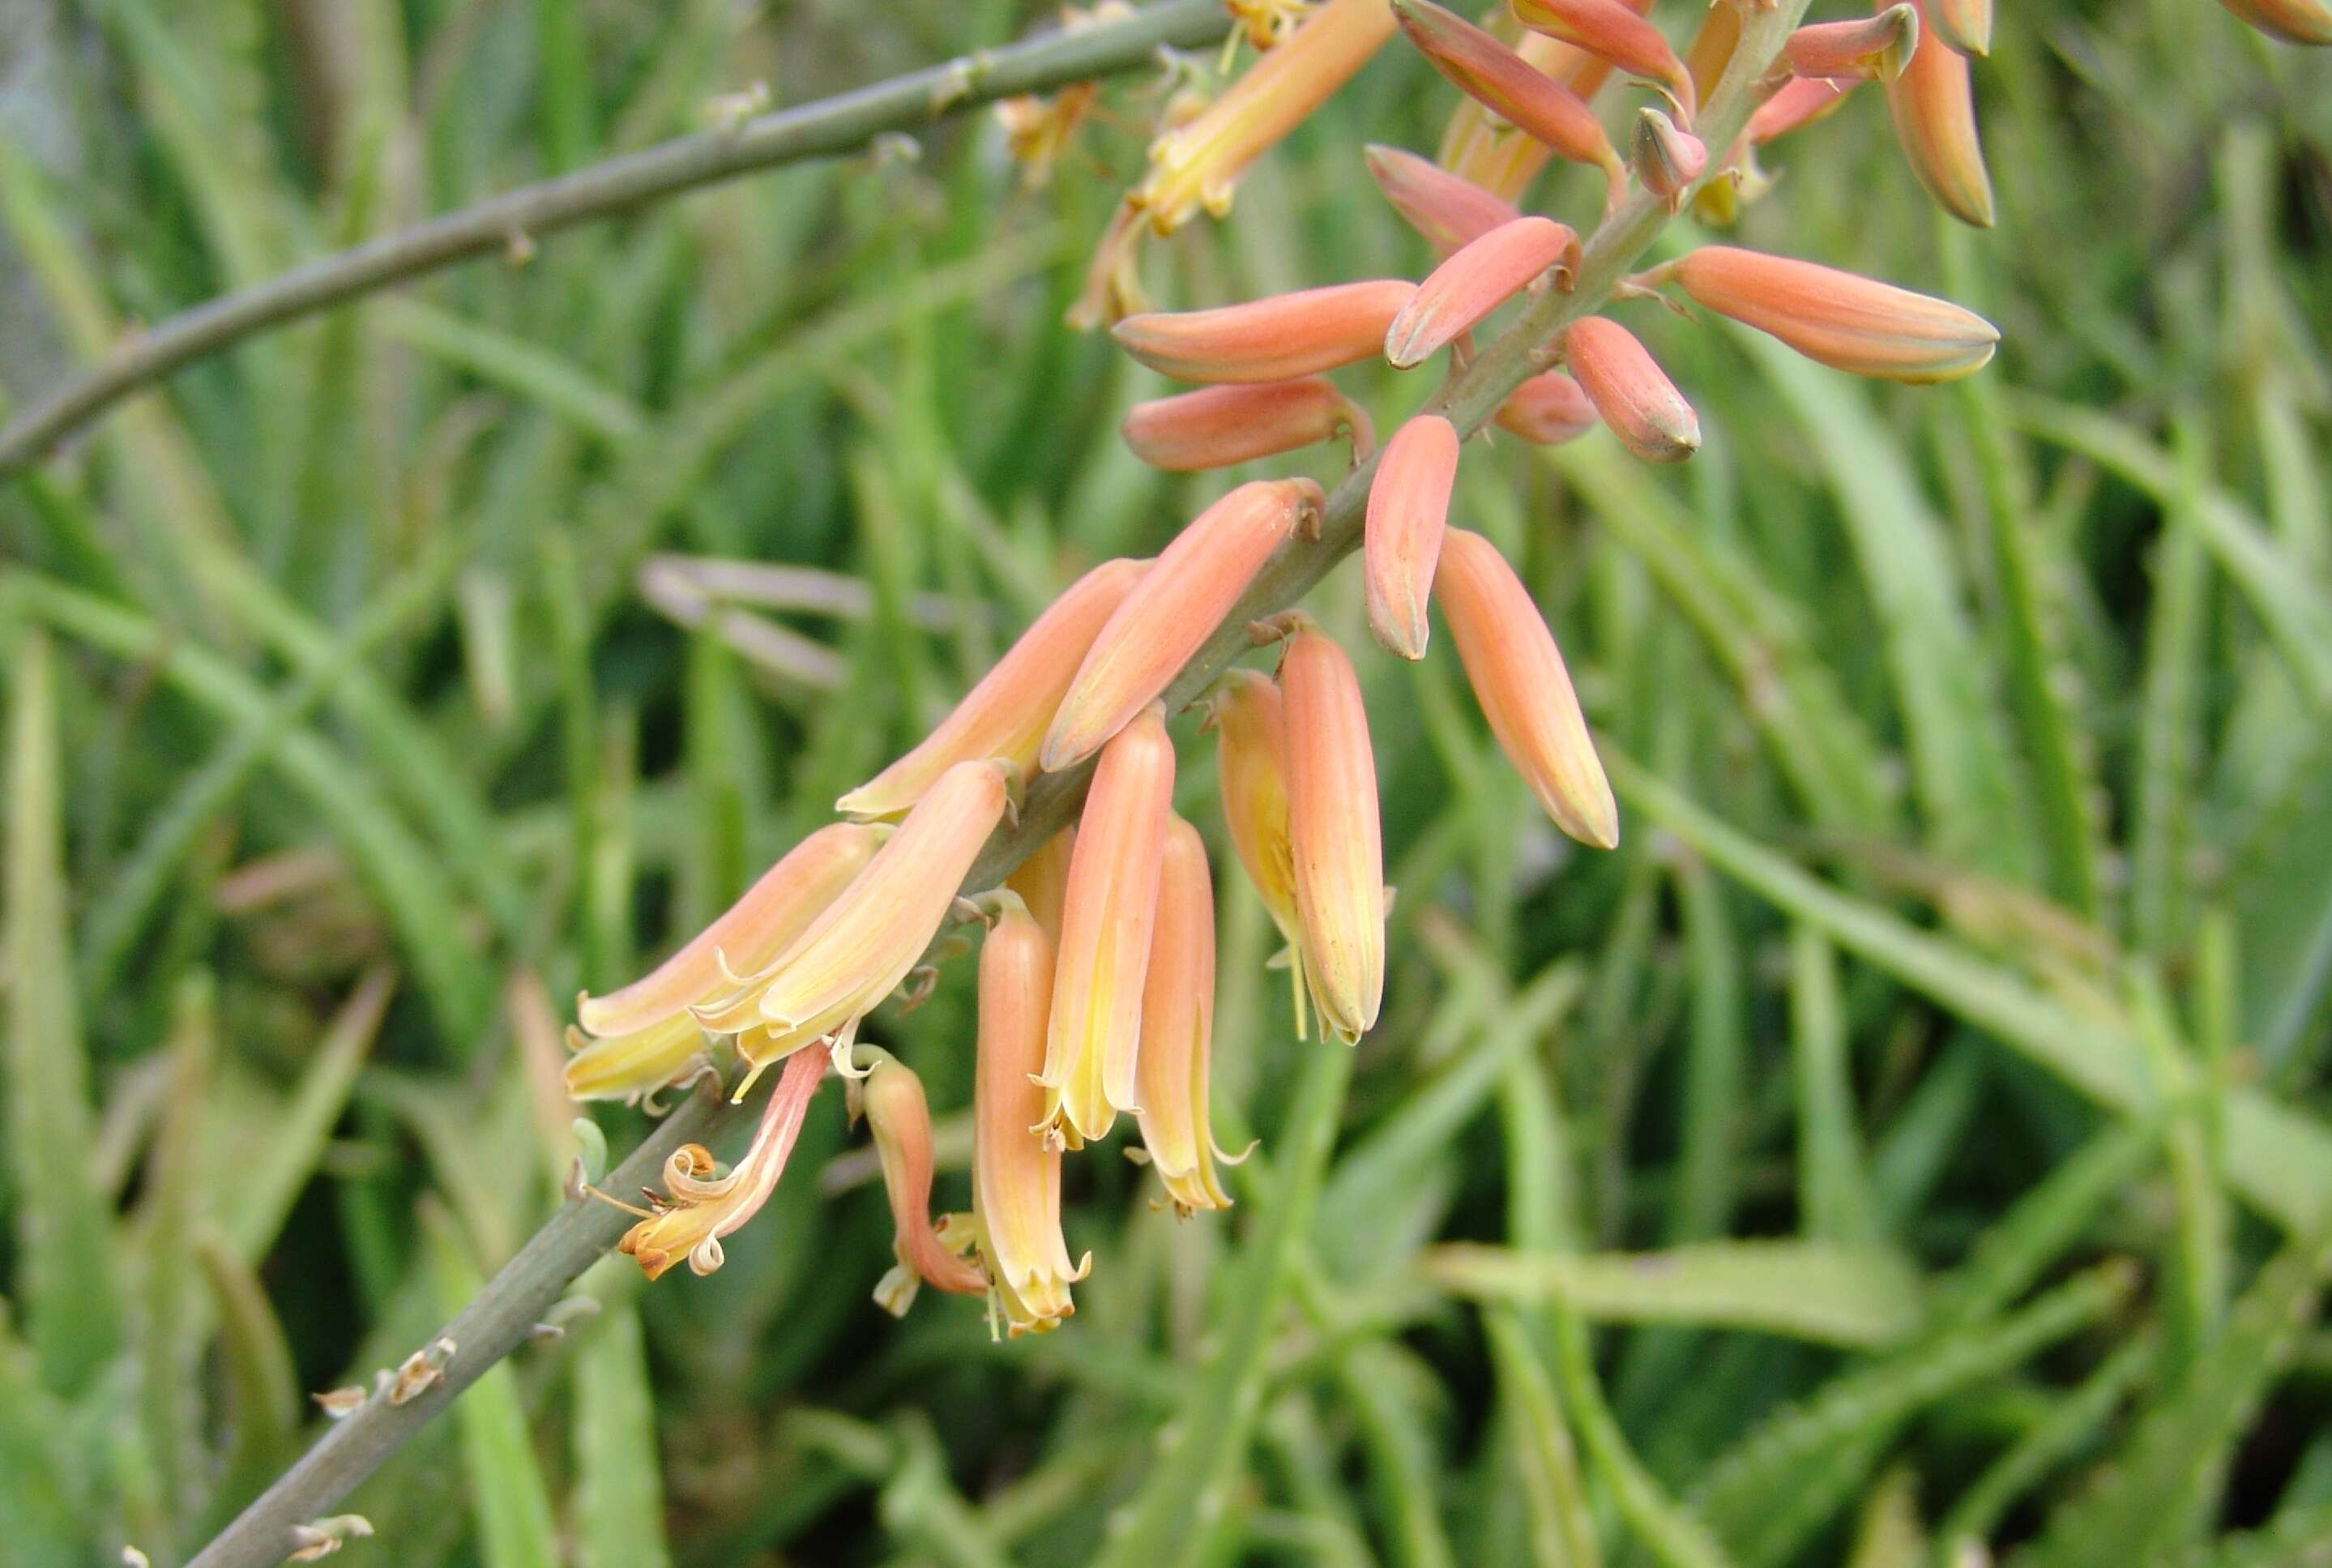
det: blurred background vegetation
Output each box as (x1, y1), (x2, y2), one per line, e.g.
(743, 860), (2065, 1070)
(2, 0), (2331, 1564)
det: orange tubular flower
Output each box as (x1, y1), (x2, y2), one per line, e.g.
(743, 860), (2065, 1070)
(1365, 414), (1461, 659)
(1748, 75), (1858, 143)
(566, 822), (886, 1101)
(694, 759), (1014, 1078)
(1070, 0), (1399, 327)
(1883, 0), (1996, 229)
(1495, 370), (1600, 445)
(1433, 529), (1618, 849)
(1039, 706), (1174, 1147)
(1006, 825), (1077, 947)
(1436, 26), (1574, 203)
(1112, 281), (1418, 384)
(1206, 669), (1309, 1036)
(971, 894), (1088, 1335)
(856, 1050), (989, 1315)
(1509, 0), (1696, 123)
(1929, 0), (1992, 54)
(1561, 316), (1700, 463)
(2219, 0), (2332, 39)
(1135, 816), (1240, 1215)
(1783, 6), (1919, 82)
(1043, 477), (1323, 771)
(1393, 0), (1628, 214)
(618, 1047), (828, 1280)
(837, 559), (1147, 819)
(1272, 617), (1385, 1044)
(1654, 246), (1999, 383)
(1630, 107), (1707, 209)
(1385, 216), (1580, 368)
(1121, 379), (1374, 472)
(1365, 143), (1519, 256)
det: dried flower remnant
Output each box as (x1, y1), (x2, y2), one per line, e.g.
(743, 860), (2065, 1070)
(1494, 370), (1600, 444)
(1561, 315), (1700, 463)
(1112, 280), (1418, 383)
(1269, 615), (1386, 1044)
(311, 1386), (367, 1419)
(1135, 816), (1243, 1215)
(1230, 0), (1314, 51)
(288, 1517), (375, 1563)
(853, 1050), (989, 1314)
(1509, 0), (1697, 122)
(993, 3), (1132, 185)
(1039, 706), (1175, 1146)
(1782, 6), (1920, 82)
(386, 1337), (457, 1406)
(1384, 216), (1580, 368)
(1364, 143), (1519, 256)
(1121, 378), (1374, 471)
(1365, 414), (1461, 659)
(1648, 246), (1999, 382)
(565, 822), (886, 1101)
(1434, 529), (1618, 848)
(971, 895), (1089, 1335)
(618, 1046), (828, 1280)
(837, 559), (1147, 819)
(1883, 0), (1995, 227)
(1206, 669), (1310, 1036)
(1044, 477), (1322, 770)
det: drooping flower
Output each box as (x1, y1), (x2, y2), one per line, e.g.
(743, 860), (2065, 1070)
(617, 1046), (829, 1280)
(1509, 0), (1696, 123)
(566, 822), (886, 1101)
(1433, 528), (1618, 848)
(1782, 6), (1920, 82)
(1204, 668), (1309, 1036)
(852, 1049), (989, 1315)
(1044, 477), (1323, 771)
(837, 559), (1147, 819)
(1561, 316), (1700, 463)
(1038, 706), (1174, 1146)
(1364, 143), (1519, 256)
(970, 893), (1089, 1335)
(1006, 825), (1077, 946)
(1121, 378), (1374, 472)
(1883, 0), (1996, 228)
(1365, 413), (1461, 659)
(1648, 245), (1999, 383)
(1112, 281), (1418, 384)
(1134, 816), (1242, 1215)
(1384, 216), (1580, 368)
(1494, 371), (1600, 445)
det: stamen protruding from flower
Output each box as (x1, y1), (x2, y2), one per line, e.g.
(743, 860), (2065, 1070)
(1006, 826), (1078, 947)
(1363, 143), (1518, 257)
(837, 560), (1148, 819)
(1393, 0), (1629, 214)
(1433, 529), (1618, 848)
(1271, 617), (1386, 1044)
(1365, 414), (1461, 660)
(1039, 706), (1175, 1146)
(1112, 281), (1419, 384)
(854, 1049), (989, 1314)
(1121, 379), (1374, 472)
(1783, 6), (1919, 82)
(972, 893), (1089, 1335)
(1135, 815), (1242, 1215)
(1883, 0), (1996, 228)
(1494, 371), (1600, 446)
(566, 823), (887, 1101)
(617, 1047), (827, 1280)
(1929, 0), (1992, 54)
(1630, 107), (1707, 210)
(1651, 246), (1999, 383)
(1385, 216), (1580, 369)
(1509, 0), (1697, 124)
(1561, 316), (1700, 463)
(1043, 478), (1323, 771)
(1206, 669), (1309, 1037)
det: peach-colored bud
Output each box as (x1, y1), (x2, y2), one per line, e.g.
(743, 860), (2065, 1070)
(971, 895), (1088, 1336)
(1494, 371), (1600, 445)
(1656, 246), (1999, 383)
(618, 1046), (826, 1280)
(1685, 0), (1743, 100)
(1385, 216), (1580, 369)
(1435, 25), (1574, 203)
(1005, 825), (1077, 948)
(856, 1051), (989, 1315)
(1272, 617), (1384, 1044)
(1562, 316), (1699, 463)
(1039, 707), (1174, 1147)
(1112, 281), (1417, 384)
(1930, 0), (1992, 53)
(1121, 378), (1374, 472)
(1364, 143), (1519, 257)
(1883, 0), (1995, 228)
(1394, 0), (1628, 214)
(837, 560), (1147, 820)
(1205, 669), (1308, 1034)
(2219, 0), (2332, 39)
(566, 822), (886, 1101)
(1433, 529), (1617, 848)
(1510, 0), (1696, 123)
(1784, 6), (1919, 81)
(1043, 478), (1323, 771)
(1135, 816), (1240, 1215)
(695, 760), (1013, 1070)
(1748, 75), (1858, 143)
(1365, 414), (1460, 660)
(1630, 107), (1707, 208)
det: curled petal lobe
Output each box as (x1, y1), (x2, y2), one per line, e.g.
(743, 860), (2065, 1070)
(1135, 817), (1240, 1215)
(1043, 477), (1322, 771)
(618, 1047), (828, 1280)
(1365, 414), (1461, 659)
(856, 1052), (989, 1315)
(1385, 216), (1580, 368)
(1433, 529), (1618, 848)
(1121, 379), (1373, 472)
(1364, 143), (1518, 257)
(837, 560), (1147, 819)
(1562, 316), (1700, 463)
(1930, 0), (1992, 53)
(1494, 371), (1600, 445)
(1394, 0), (1628, 212)
(1113, 281), (1417, 383)
(1783, 6), (1919, 82)
(1509, 0), (1696, 122)
(1039, 707), (1175, 1147)
(1659, 246), (1999, 383)
(1273, 618), (1385, 1044)
(1883, 0), (1995, 228)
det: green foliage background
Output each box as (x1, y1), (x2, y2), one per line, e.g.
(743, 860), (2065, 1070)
(2, 0), (2331, 1564)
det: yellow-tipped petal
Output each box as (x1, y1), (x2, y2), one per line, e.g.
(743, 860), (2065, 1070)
(1562, 316), (1700, 463)
(1365, 414), (1461, 659)
(1661, 245), (1998, 384)
(1207, 670), (1305, 1002)
(1135, 816), (1237, 1216)
(1883, 0), (1995, 228)
(1275, 620), (1385, 1043)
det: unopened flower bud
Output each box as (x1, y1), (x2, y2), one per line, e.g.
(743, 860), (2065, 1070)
(1136, 816), (1243, 1216)
(1630, 107), (1707, 209)
(1494, 371), (1600, 445)
(857, 1051), (988, 1315)
(1783, 6), (1919, 82)
(618, 1047), (827, 1280)
(1385, 216), (1580, 368)
(1655, 245), (1999, 383)
(1271, 617), (1385, 1044)
(1364, 143), (1519, 256)
(1510, 0), (1697, 123)
(1113, 281), (1418, 383)
(1121, 378), (1373, 472)
(1561, 316), (1700, 463)
(1883, 0), (1995, 228)
(1365, 414), (1461, 660)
